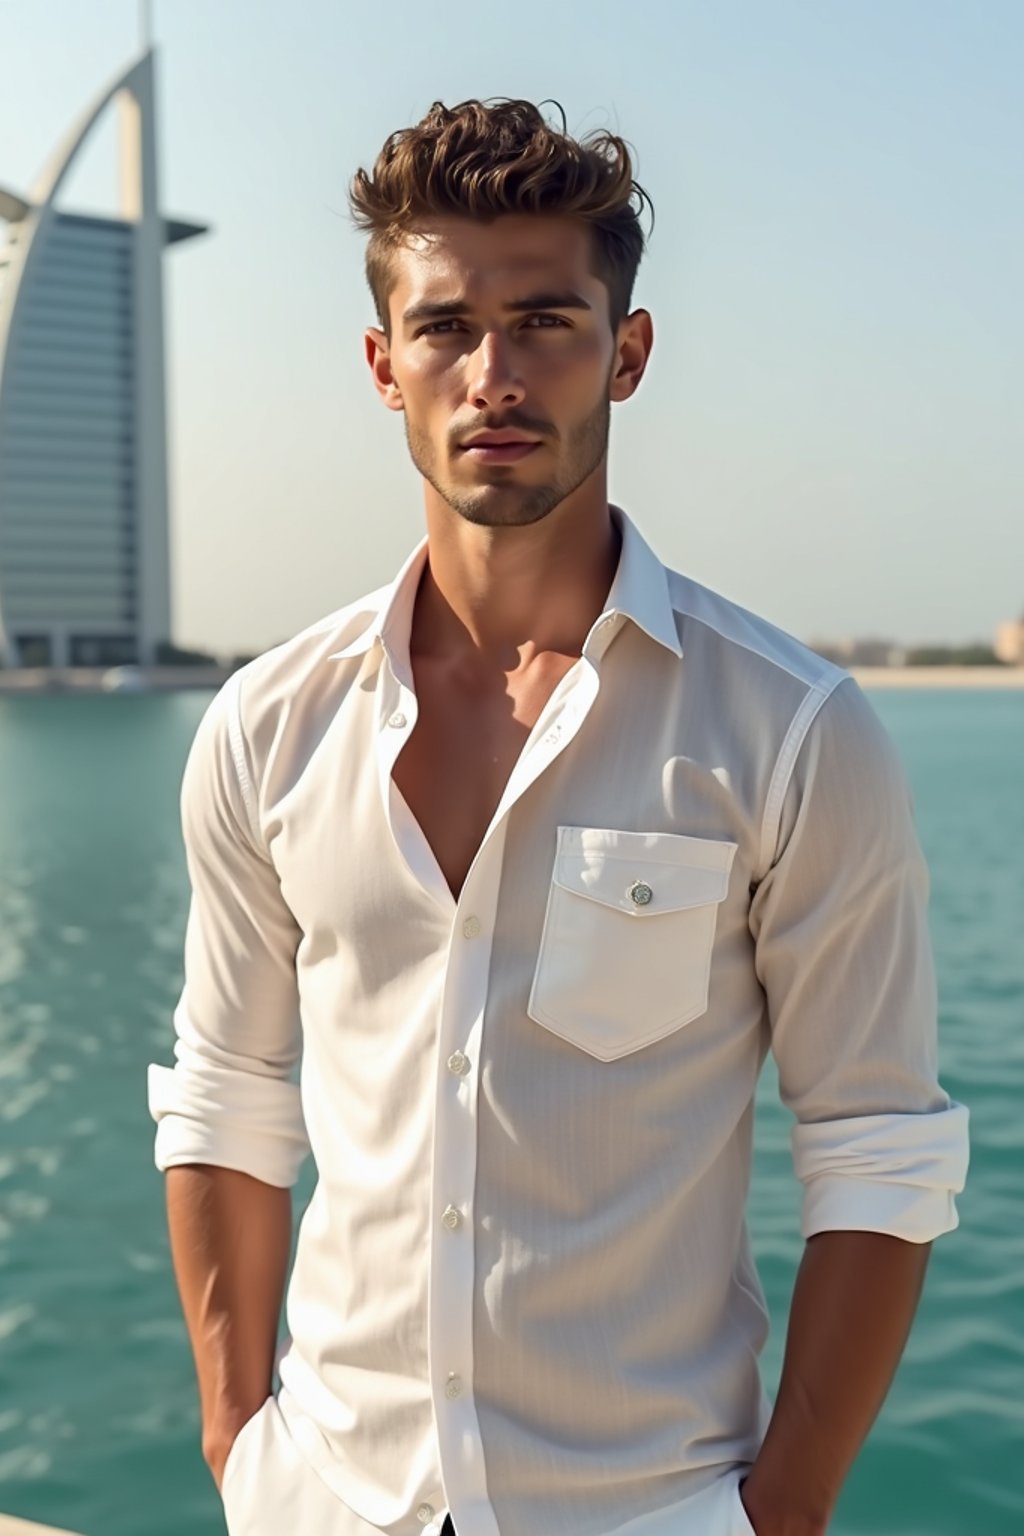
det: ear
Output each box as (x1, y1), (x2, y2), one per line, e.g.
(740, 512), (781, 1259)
(609, 308), (654, 403)
(365, 327), (405, 412)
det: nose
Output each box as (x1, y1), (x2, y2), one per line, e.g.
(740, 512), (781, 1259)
(465, 331), (525, 412)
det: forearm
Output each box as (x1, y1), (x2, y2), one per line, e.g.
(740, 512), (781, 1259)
(165, 1164), (292, 1481)
(742, 1229), (932, 1536)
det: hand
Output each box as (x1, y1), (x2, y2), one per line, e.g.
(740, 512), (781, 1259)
(203, 1399), (267, 1494)
(738, 1476), (828, 1536)
(738, 1478), (759, 1535)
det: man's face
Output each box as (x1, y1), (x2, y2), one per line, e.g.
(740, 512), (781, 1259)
(365, 215), (646, 528)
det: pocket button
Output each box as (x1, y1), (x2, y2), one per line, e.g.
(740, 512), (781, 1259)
(627, 879), (654, 907)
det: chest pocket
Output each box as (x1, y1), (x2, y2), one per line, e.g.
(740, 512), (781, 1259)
(527, 826), (738, 1060)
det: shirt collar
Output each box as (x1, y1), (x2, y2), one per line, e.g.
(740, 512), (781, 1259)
(327, 536), (429, 664)
(596, 506), (683, 659)
(327, 506), (682, 665)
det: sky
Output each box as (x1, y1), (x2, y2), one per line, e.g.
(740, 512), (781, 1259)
(0, 0), (1021, 655)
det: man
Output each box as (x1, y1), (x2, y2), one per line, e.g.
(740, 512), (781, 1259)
(148, 99), (968, 1536)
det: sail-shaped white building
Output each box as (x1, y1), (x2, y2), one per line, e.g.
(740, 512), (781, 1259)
(0, 48), (206, 668)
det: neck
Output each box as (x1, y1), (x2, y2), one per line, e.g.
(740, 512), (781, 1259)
(414, 486), (620, 664)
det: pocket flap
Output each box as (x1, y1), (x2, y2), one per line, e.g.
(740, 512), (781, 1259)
(552, 826), (737, 916)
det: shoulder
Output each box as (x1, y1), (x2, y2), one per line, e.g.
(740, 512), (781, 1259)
(186, 584), (387, 796)
(205, 583), (390, 766)
(232, 585), (388, 707)
(665, 563), (858, 766)
(665, 566), (848, 699)
(661, 566), (902, 870)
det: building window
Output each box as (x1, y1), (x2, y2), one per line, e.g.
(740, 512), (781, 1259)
(14, 634), (53, 667)
(69, 634), (139, 667)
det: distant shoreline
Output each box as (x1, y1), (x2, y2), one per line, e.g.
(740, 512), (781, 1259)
(0, 664), (1022, 694)
(0, 666), (232, 692)
(850, 666), (1024, 689)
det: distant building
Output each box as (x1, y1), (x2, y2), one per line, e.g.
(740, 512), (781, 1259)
(0, 48), (207, 667)
(994, 615), (1024, 665)
(806, 636), (907, 668)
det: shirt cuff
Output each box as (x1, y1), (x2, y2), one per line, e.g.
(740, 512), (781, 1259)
(792, 1102), (969, 1243)
(147, 1061), (310, 1189)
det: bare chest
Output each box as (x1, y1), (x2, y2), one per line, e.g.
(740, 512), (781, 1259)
(391, 656), (577, 900)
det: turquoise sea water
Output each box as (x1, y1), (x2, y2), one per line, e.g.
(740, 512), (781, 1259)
(0, 687), (1020, 1536)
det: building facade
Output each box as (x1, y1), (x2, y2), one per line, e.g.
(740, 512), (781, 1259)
(993, 616), (1024, 665)
(0, 49), (206, 667)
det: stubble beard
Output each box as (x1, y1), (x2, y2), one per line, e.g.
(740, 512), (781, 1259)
(404, 393), (611, 529)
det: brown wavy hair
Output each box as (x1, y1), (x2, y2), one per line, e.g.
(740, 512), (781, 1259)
(349, 98), (654, 335)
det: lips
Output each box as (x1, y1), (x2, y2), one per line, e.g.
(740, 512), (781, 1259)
(460, 441), (540, 463)
(458, 430), (542, 464)
(461, 431), (540, 448)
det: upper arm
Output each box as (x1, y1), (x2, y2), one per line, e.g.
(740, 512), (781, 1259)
(177, 670), (304, 1078)
(751, 676), (942, 1122)
(147, 671), (309, 1187)
(749, 676), (968, 1240)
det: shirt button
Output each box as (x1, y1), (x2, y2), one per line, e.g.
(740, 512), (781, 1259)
(416, 1505), (434, 1524)
(387, 711), (407, 729)
(441, 1204), (461, 1230)
(444, 1373), (463, 1400)
(447, 1050), (469, 1076)
(462, 915), (481, 939)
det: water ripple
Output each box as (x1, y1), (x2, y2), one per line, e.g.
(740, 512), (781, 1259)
(0, 1301), (37, 1340)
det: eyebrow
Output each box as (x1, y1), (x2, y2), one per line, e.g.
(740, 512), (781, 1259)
(401, 291), (593, 327)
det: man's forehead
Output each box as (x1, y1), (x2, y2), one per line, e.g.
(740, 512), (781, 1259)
(391, 216), (596, 295)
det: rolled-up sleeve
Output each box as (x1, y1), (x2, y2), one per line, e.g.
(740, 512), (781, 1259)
(750, 675), (969, 1242)
(147, 670), (310, 1188)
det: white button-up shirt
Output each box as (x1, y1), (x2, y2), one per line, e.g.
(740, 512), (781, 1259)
(148, 508), (968, 1536)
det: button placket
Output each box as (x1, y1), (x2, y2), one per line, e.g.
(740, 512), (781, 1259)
(375, 677), (417, 800)
(427, 832), (506, 1536)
